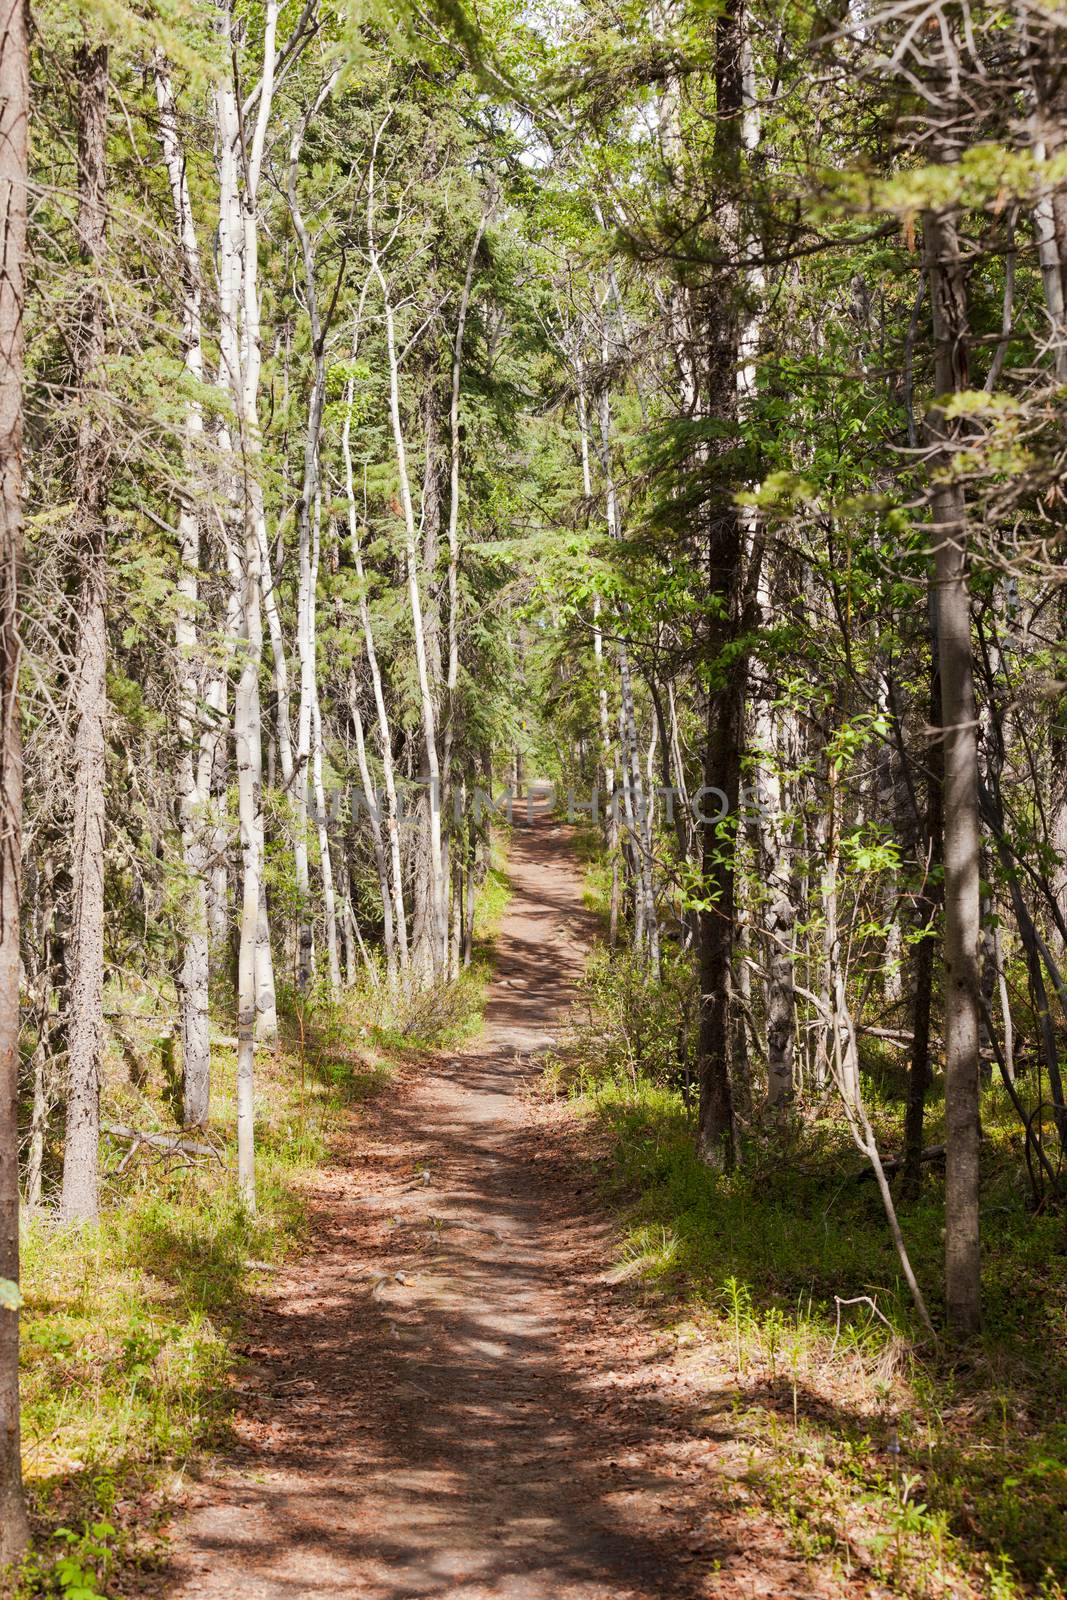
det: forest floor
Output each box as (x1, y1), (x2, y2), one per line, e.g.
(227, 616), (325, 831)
(153, 809), (856, 1600)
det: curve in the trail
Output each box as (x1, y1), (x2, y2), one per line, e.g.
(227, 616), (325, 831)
(164, 811), (835, 1600)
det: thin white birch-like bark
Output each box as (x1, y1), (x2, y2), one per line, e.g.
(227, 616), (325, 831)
(370, 245), (447, 980)
(153, 55), (213, 1124)
(286, 72), (339, 988)
(595, 367), (658, 965)
(345, 663), (397, 983)
(221, 0), (284, 1207)
(443, 204), (490, 793)
(312, 686), (342, 990)
(342, 386), (409, 975)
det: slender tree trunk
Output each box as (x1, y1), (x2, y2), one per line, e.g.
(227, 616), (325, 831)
(594, 371), (658, 964)
(286, 81), (337, 989)
(342, 389), (409, 976)
(307, 506), (340, 992)
(696, 677), (742, 1167)
(61, 40), (110, 1224)
(373, 258), (447, 979)
(346, 668), (396, 981)
(753, 681), (796, 1109)
(239, 5), (279, 1050)
(693, 0), (752, 1167)
(901, 636), (943, 1197)
(225, 0), (282, 1207)
(312, 690), (341, 990)
(924, 207), (982, 1337)
(576, 375), (620, 924)
(0, 0), (29, 1555)
(442, 207), (489, 798)
(154, 57), (211, 1125)
(463, 827), (476, 967)
(1050, 595), (1067, 954)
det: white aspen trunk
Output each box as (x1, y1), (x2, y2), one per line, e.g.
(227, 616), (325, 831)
(450, 853), (462, 983)
(342, 388), (409, 975)
(577, 370), (620, 937)
(221, 0), (283, 1209)
(595, 369), (658, 965)
(207, 67), (247, 966)
(822, 758), (854, 1100)
(463, 829), (476, 968)
(215, 88), (275, 1076)
(737, 26), (790, 1108)
(287, 77), (338, 989)
(667, 680), (694, 856)
(293, 504), (314, 992)
(752, 561), (796, 1109)
(308, 495), (341, 991)
(235, 639), (263, 1213)
(0, 0), (29, 1546)
(341, 883), (357, 988)
(443, 206), (490, 796)
(260, 519), (298, 801)
(993, 922), (1015, 1081)
(577, 379), (616, 823)
(153, 57), (212, 1125)
(239, 4), (280, 1050)
(25, 1039), (48, 1212)
(372, 256), (447, 980)
(1024, 37), (1067, 382)
(346, 666), (397, 983)
(754, 697), (796, 1109)
(312, 691), (341, 991)
(61, 41), (110, 1226)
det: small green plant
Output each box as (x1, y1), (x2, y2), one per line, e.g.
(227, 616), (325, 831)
(20, 1521), (117, 1600)
(762, 1305), (785, 1380)
(722, 1276), (753, 1374)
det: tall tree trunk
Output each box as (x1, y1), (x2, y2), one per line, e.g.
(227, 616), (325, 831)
(308, 505), (340, 991)
(696, 677), (742, 1167)
(576, 374), (619, 918)
(153, 57), (211, 1126)
(287, 79), (338, 989)
(594, 369), (658, 964)
(753, 675), (796, 1109)
(239, 4), (279, 1050)
(342, 385), (408, 977)
(442, 206), (489, 799)
(1050, 594), (1067, 953)
(61, 40), (110, 1224)
(924, 207), (982, 1337)
(0, 0), (29, 1556)
(902, 607), (944, 1198)
(373, 257), (447, 980)
(345, 667), (397, 982)
(225, 0), (282, 1207)
(695, 0), (749, 1168)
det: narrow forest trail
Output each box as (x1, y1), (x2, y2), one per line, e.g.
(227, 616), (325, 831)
(163, 813), (840, 1600)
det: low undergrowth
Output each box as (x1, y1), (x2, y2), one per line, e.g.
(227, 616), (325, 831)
(546, 953), (1067, 1600)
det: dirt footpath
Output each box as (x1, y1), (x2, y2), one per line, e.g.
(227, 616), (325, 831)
(163, 814), (842, 1600)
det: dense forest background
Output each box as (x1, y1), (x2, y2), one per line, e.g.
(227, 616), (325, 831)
(2, 0), (1067, 1591)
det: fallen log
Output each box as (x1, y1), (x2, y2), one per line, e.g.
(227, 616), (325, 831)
(102, 1122), (223, 1162)
(854, 1144), (945, 1181)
